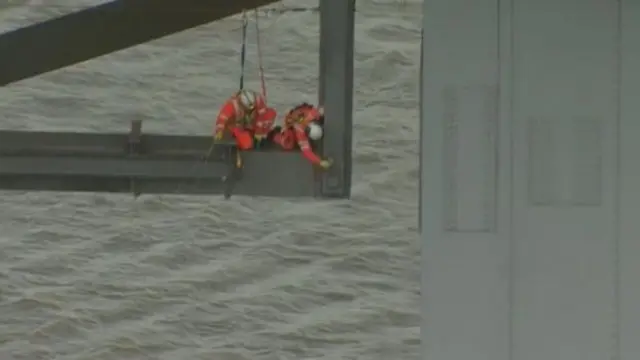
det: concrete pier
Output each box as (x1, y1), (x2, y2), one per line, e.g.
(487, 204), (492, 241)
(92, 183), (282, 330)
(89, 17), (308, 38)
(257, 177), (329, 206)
(420, 0), (640, 359)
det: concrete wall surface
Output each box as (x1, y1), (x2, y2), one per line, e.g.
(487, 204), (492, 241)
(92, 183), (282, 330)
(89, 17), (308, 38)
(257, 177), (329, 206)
(420, 0), (640, 359)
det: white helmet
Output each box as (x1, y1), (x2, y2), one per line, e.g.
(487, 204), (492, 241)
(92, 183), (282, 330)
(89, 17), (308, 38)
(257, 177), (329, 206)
(307, 122), (323, 140)
(237, 89), (256, 109)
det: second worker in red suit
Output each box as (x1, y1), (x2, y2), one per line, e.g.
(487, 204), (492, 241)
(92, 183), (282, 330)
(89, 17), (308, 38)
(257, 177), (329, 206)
(214, 89), (276, 149)
(269, 103), (333, 170)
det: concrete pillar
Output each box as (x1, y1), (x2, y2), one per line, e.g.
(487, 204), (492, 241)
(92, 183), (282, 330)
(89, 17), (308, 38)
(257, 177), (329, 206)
(420, 0), (640, 359)
(420, 0), (509, 358)
(619, 1), (640, 359)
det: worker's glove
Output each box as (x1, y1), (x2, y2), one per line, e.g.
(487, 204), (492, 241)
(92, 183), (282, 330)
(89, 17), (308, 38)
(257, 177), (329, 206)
(253, 135), (266, 148)
(214, 130), (224, 141)
(319, 158), (333, 170)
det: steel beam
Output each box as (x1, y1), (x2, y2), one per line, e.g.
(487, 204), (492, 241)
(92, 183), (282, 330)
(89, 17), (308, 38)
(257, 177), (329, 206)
(0, 123), (317, 198)
(0, 157), (228, 178)
(318, 0), (355, 198)
(0, 152), (317, 197)
(0, 0), (280, 86)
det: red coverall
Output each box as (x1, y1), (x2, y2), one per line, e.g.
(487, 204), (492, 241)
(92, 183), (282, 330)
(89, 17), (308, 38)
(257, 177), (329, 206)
(214, 92), (276, 150)
(273, 104), (325, 165)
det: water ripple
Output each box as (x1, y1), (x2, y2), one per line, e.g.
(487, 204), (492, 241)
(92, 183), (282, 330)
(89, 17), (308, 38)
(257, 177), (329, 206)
(0, 0), (420, 359)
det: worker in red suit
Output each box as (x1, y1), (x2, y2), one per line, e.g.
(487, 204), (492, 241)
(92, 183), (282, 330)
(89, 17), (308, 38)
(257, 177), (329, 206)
(270, 103), (333, 169)
(214, 89), (276, 149)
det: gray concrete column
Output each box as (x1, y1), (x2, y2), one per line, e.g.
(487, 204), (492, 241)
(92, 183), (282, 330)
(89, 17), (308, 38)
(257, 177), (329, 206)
(420, 0), (510, 359)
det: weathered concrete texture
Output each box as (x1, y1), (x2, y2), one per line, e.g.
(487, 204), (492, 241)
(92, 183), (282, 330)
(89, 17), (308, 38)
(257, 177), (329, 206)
(618, 2), (640, 358)
(421, 0), (640, 359)
(0, 0), (280, 86)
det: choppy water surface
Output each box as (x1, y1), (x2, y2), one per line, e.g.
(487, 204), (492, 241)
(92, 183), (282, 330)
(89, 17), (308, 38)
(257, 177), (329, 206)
(0, 1), (421, 359)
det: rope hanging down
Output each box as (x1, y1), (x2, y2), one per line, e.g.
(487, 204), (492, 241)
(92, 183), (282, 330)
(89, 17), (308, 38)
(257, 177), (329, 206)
(169, 10), (267, 198)
(254, 9), (267, 100)
(239, 10), (249, 90)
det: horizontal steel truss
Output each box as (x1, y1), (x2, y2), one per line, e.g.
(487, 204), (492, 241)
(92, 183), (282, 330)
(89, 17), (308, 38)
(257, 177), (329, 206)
(0, 121), (321, 198)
